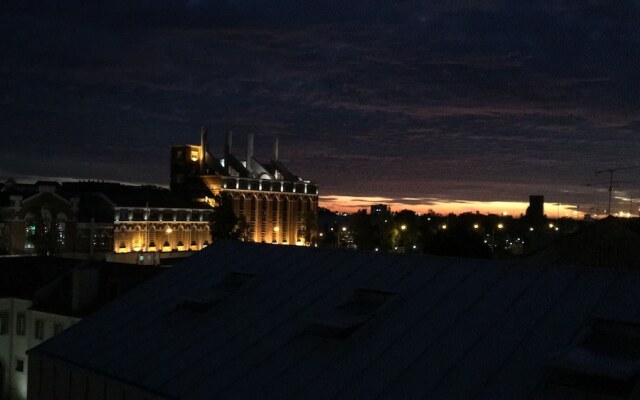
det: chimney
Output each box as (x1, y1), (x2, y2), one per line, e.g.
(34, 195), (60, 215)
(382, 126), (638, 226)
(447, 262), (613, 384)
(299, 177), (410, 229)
(9, 195), (22, 209)
(246, 134), (254, 174)
(70, 197), (80, 213)
(200, 126), (208, 173)
(273, 136), (279, 161)
(224, 131), (233, 174)
(71, 264), (100, 314)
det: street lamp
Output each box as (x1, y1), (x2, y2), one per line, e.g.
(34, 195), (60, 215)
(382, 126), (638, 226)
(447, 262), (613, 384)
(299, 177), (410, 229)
(400, 224), (407, 231)
(492, 223), (504, 252)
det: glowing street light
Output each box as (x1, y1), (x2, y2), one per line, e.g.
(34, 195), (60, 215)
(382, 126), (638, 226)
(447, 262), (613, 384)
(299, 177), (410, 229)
(497, 223), (504, 229)
(400, 224), (407, 231)
(473, 224), (479, 229)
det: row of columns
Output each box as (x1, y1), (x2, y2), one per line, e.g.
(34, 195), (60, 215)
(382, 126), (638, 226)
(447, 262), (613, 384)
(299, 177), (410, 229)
(230, 193), (317, 245)
(114, 222), (210, 253)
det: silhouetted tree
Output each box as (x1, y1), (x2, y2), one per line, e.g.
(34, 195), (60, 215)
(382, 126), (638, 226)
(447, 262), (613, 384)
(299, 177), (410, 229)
(424, 224), (491, 259)
(350, 210), (375, 250)
(211, 193), (238, 240)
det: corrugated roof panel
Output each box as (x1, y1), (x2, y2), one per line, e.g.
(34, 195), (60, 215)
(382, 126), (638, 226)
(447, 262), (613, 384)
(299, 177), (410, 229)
(208, 255), (430, 399)
(473, 269), (620, 399)
(170, 249), (380, 397)
(426, 267), (579, 399)
(30, 241), (640, 400)
(127, 245), (320, 387)
(291, 260), (498, 400)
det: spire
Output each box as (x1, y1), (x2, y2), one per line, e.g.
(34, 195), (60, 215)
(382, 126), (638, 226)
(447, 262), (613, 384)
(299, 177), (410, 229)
(199, 126), (208, 173)
(224, 130), (233, 174)
(273, 136), (279, 161)
(246, 134), (254, 174)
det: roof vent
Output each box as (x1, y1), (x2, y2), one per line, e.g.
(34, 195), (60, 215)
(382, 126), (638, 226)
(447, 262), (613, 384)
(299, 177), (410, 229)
(546, 318), (640, 398)
(176, 272), (258, 313)
(305, 288), (395, 341)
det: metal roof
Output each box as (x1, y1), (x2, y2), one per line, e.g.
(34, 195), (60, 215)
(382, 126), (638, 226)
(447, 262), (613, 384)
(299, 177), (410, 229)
(31, 241), (640, 399)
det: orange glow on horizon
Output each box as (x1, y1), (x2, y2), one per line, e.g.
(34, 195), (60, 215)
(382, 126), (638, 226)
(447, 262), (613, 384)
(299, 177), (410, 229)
(320, 194), (584, 218)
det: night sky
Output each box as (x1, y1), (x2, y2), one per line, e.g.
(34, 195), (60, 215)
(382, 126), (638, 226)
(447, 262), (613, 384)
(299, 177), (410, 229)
(1, 1), (639, 215)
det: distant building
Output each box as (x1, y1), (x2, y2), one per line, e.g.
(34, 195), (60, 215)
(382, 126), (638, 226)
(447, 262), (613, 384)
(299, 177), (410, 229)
(370, 204), (390, 215)
(170, 129), (318, 245)
(27, 241), (640, 399)
(0, 180), (213, 264)
(0, 257), (162, 400)
(62, 181), (213, 264)
(525, 195), (544, 221)
(0, 181), (77, 256)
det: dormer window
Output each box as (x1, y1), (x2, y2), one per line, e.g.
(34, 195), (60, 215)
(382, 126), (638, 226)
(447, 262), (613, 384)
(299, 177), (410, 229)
(546, 318), (640, 398)
(305, 289), (396, 341)
(176, 272), (258, 313)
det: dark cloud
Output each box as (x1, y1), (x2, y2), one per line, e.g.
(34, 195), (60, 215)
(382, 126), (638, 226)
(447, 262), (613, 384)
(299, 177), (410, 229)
(1, 1), (639, 212)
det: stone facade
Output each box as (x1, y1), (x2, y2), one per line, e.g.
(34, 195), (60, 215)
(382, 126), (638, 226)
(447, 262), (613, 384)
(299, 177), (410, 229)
(0, 184), (77, 256)
(171, 129), (318, 245)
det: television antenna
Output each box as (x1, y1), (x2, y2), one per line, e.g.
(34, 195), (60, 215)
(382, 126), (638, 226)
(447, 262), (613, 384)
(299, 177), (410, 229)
(594, 166), (638, 215)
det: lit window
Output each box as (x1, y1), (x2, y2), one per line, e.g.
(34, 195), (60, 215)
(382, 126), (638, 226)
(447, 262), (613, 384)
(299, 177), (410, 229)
(25, 225), (36, 249)
(55, 222), (65, 246)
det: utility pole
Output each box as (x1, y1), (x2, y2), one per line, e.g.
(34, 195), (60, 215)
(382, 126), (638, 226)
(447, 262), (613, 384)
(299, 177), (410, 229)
(595, 166), (638, 215)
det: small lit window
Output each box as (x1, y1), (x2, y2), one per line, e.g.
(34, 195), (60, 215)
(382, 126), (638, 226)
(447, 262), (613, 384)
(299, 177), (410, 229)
(15, 359), (24, 372)
(55, 222), (65, 246)
(24, 225), (36, 249)
(16, 313), (26, 336)
(190, 150), (199, 162)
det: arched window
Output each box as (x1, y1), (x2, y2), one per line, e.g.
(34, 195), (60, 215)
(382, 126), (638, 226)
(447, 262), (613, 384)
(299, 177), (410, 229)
(177, 226), (185, 249)
(148, 226), (156, 249)
(133, 226), (142, 250)
(24, 212), (36, 250)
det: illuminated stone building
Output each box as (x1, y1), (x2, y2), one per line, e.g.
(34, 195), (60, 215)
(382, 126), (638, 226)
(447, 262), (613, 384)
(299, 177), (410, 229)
(60, 181), (214, 264)
(170, 129), (318, 245)
(0, 180), (213, 264)
(0, 181), (78, 256)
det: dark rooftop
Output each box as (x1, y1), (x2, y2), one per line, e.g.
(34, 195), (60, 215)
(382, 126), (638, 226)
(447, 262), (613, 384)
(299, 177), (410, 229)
(0, 256), (164, 317)
(61, 181), (209, 209)
(0, 256), (77, 300)
(31, 241), (640, 399)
